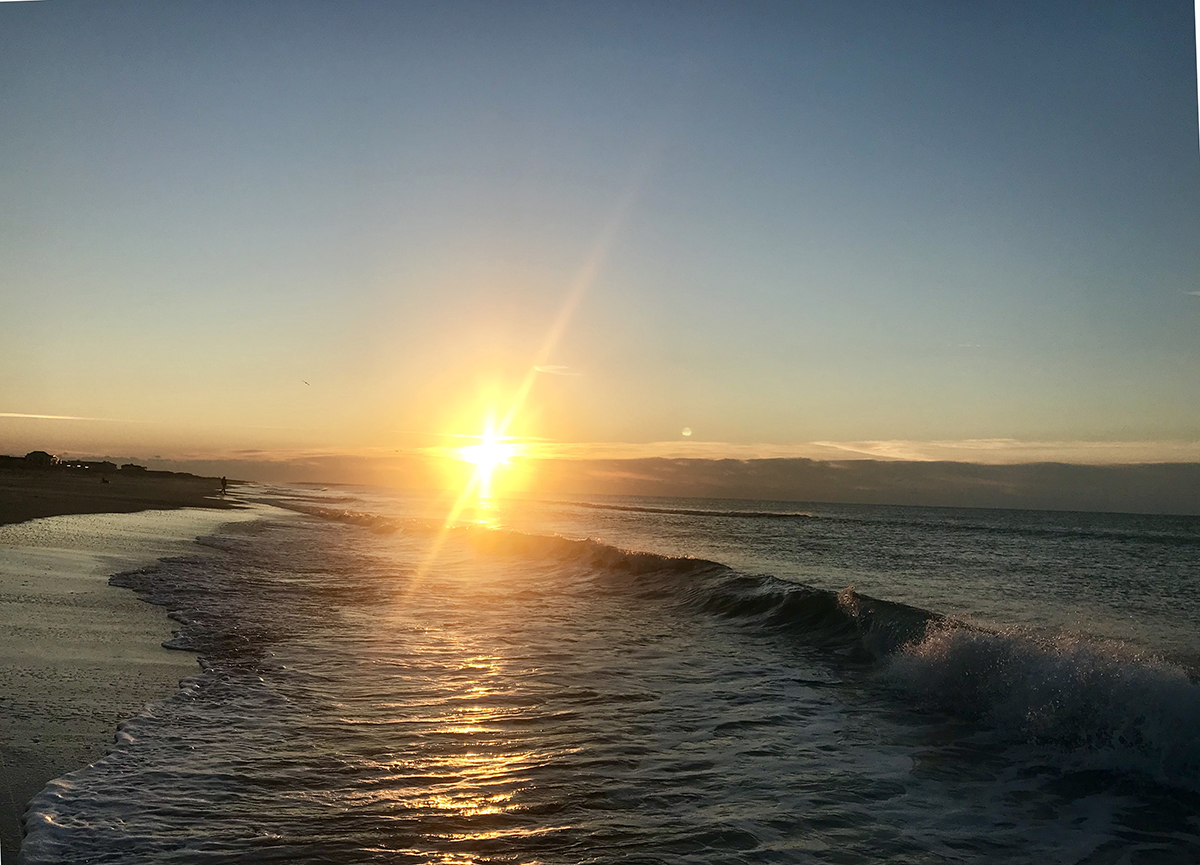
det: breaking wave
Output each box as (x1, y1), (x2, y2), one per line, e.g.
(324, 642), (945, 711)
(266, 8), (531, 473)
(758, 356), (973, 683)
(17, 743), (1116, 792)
(889, 625), (1200, 789)
(267, 505), (1200, 790)
(459, 520), (1200, 790)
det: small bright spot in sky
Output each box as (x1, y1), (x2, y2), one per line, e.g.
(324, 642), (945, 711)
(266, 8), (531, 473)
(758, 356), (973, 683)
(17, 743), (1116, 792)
(681, 428), (692, 437)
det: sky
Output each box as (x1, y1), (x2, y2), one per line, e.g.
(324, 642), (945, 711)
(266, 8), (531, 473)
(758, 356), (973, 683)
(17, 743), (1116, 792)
(2, 0), (1199, 482)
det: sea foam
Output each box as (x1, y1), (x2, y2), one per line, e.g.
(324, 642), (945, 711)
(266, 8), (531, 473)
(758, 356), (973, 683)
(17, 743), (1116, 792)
(890, 624), (1200, 788)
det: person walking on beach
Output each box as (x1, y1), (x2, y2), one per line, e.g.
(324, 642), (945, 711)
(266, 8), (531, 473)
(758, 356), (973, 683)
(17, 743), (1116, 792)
(221, 476), (227, 495)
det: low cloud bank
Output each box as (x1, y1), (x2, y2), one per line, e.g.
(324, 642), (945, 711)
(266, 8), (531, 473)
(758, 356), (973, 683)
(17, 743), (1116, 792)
(536, 458), (1200, 515)
(130, 454), (1200, 516)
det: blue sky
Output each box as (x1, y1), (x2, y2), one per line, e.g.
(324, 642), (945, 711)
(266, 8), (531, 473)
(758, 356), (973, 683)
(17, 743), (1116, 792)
(1, 0), (1197, 464)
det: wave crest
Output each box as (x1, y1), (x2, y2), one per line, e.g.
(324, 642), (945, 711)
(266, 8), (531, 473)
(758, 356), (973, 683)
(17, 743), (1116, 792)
(286, 501), (1200, 787)
(890, 626), (1200, 788)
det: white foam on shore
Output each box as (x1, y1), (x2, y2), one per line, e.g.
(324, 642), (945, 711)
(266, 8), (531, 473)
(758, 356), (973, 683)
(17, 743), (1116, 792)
(0, 507), (275, 662)
(0, 503), (276, 859)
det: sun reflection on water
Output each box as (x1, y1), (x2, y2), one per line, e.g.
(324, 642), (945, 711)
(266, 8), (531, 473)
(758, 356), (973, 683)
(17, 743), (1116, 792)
(340, 649), (557, 857)
(462, 496), (500, 528)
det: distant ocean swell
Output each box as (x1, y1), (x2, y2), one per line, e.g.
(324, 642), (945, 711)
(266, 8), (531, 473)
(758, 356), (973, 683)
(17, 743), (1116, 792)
(820, 511), (1200, 547)
(284, 503), (1200, 790)
(553, 501), (818, 520)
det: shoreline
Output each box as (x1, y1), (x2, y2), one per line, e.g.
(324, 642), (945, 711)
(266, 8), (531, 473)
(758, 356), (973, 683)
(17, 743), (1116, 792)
(0, 493), (261, 859)
(0, 468), (239, 529)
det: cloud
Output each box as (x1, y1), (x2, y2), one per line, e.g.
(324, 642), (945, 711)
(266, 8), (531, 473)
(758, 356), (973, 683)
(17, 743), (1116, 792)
(520, 438), (1200, 465)
(0, 412), (137, 422)
(534, 365), (583, 376)
(26, 437), (1200, 467)
(1187, 291), (1200, 297)
(97, 442), (1200, 513)
(807, 439), (1200, 464)
(529, 457), (1200, 515)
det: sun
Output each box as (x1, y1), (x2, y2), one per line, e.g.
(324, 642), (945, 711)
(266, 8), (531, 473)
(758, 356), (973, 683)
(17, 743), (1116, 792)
(459, 436), (516, 473)
(457, 428), (518, 500)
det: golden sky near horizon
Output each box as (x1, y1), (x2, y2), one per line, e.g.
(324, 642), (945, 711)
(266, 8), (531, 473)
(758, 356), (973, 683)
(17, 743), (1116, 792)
(2, 2), (1199, 483)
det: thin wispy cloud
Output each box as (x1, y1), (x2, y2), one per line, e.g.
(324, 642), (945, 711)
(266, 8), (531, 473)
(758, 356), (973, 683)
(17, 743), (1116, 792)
(0, 412), (138, 422)
(534, 365), (583, 376)
(0, 412), (314, 433)
(426, 432), (547, 442)
(502, 438), (1200, 465)
(808, 439), (1200, 465)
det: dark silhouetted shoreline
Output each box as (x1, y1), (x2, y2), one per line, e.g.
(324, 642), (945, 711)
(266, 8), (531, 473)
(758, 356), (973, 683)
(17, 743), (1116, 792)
(0, 457), (240, 527)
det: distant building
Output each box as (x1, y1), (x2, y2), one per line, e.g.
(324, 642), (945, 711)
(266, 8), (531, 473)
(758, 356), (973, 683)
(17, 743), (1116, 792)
(120, 463), (147, 473)
(24, 451), (59, 467)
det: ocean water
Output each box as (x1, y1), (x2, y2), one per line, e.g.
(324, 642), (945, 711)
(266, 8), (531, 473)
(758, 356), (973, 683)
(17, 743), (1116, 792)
(19, 486), (1200, 864)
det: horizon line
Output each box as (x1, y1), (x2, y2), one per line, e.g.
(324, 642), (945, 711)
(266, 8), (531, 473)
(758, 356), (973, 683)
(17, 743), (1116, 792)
(19, 438), (1200, 467)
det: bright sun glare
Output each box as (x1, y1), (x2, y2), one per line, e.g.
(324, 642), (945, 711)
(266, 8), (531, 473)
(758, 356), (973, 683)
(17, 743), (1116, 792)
(459, 435), (517, 474)
(457, 428), (519, 502)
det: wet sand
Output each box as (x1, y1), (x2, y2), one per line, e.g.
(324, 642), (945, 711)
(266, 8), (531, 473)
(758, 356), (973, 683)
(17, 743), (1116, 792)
(0, 476), (255, 859)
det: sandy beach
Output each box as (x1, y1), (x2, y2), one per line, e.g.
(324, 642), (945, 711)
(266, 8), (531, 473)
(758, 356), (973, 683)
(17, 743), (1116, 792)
(0, 472), (253, 859)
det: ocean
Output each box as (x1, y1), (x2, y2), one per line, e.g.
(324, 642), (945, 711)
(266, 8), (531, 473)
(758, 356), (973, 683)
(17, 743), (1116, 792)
(18, 486), (1200, 863)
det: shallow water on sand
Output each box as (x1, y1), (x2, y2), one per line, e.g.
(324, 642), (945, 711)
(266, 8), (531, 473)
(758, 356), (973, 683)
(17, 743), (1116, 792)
(0, 507), (262, 859)
(20, 488), (1200, 863)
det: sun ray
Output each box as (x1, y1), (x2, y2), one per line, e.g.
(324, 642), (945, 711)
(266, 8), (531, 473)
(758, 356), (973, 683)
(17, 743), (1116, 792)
(411, 171), (650, 588)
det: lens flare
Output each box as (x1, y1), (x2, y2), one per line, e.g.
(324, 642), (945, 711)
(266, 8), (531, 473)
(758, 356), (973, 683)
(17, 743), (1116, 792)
(458, 427), (518, 501)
